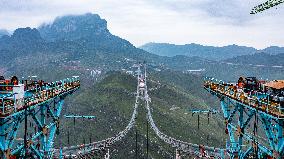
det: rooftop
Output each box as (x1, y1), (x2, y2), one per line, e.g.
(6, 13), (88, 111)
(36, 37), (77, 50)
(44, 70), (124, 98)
(263, 80), (284, 90)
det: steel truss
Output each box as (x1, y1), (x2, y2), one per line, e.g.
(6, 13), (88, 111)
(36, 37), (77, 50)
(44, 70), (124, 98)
(219, 96), (284, 158)
(0, 77), (80, 159)
(205, 79), (284, 159)
(251, 0), (284, 14)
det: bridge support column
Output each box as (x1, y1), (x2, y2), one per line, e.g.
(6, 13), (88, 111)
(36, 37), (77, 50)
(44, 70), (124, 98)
(0, 114), (23, 159)
(175, 149), (181, 159)
(104, 149), (110, 159)
(219, 93), (283, 158)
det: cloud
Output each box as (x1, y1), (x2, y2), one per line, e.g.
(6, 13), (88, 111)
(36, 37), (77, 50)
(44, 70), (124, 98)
(0, 0), (284, 49)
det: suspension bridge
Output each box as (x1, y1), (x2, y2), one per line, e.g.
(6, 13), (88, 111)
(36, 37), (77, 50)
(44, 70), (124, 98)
(0, 64), (283, 159)
(52, 64), (226, 159)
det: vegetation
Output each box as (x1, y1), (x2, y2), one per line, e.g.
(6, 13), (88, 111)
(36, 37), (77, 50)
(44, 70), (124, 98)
(0, 12), (283, 158)
(56, 72), (226, 158)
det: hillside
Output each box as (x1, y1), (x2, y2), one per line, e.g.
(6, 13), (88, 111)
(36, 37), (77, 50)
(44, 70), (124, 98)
(1, 13), (283, 83)
(55, 71), (226, 158)
(140, 42), (257, 60)
(0, 13), (161, 76)
(0, 12), (283, 158)
(263, 46), (284, 55)
(224, 52), (284, 67)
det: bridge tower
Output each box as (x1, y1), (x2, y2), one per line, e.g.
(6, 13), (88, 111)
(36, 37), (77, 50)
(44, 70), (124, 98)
(0, 76), (80, 158)
(204, 77), (284, 159)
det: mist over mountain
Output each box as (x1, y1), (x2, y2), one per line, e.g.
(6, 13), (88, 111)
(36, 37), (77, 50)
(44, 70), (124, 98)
(37, 13), (143, 55)
(0, 29), (9, 37)
(140, 42), (284, 61)
(0, 13), (160, 71)
(0, 13), (283, 81)
(38, 13), (110, 41)
(0, 13), (228, 158)
(0, 12), (283, 158)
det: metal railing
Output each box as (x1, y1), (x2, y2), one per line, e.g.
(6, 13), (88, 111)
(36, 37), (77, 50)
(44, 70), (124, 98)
(0, 77), (80, 116)
(204, 77), (284, 118)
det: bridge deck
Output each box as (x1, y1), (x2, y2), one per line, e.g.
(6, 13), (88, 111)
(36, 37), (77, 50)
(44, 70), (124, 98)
(0, 78), (80, 117)
(204, 80), (284, 119)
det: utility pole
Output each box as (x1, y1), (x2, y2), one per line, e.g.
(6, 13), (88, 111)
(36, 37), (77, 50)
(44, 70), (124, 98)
(24, 107), (28, 159)
(197, 114), (200, 130)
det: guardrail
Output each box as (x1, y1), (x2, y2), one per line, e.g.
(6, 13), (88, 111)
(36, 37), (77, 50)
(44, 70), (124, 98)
(0, 77), (80, 117)
(204, 77), (284, 118)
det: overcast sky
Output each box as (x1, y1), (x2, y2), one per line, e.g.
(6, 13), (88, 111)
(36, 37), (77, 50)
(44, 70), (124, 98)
(0, 0), (284, 49)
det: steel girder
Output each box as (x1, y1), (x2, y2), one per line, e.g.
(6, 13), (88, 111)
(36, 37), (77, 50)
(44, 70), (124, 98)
(0, 96), (65, 159)
(221, 96), (284, 159)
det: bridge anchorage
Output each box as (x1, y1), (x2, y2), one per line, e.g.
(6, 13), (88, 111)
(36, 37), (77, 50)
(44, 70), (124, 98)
(0, 75), (80, 159)
(204, 76), (284, 159)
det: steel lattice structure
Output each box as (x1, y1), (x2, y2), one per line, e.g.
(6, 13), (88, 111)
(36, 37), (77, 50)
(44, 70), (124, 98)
(251, 0), (284, 14)
(204, 77), (284, 159)
(0, 77), (80, 159)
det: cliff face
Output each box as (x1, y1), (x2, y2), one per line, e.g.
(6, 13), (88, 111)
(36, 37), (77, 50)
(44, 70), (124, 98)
(38, 13), (111, 41)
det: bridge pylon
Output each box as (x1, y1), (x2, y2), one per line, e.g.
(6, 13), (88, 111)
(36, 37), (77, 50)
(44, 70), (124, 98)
(204, 77), (284, 159)
(0, 76), (80, 158)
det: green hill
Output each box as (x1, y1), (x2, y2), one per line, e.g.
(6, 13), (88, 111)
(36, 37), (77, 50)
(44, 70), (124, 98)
(0, 12), (283, 158)
(55, 71), (226, 158)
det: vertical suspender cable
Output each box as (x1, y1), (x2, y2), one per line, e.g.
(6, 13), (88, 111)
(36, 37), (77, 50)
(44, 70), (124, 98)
(146, 106), (149, 159)
(136, 122), (138, 159)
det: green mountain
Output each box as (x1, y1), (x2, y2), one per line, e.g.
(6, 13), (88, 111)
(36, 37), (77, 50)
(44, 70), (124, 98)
(0, 12), (283, 158)
(57, 71), (226, 158)
(1, 13), (283, 82)
(225, 52), (284, 66)
(140, 42), (284, 61)
(140, 42), (257, 60)
(38, 13), (110, 42)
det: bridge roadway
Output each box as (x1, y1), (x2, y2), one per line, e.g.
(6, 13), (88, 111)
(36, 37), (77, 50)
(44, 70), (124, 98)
(55, 65), (225, 159)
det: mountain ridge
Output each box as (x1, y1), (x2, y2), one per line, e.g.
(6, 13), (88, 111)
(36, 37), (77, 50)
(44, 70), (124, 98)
(225, 52), (284, 66)
(1, 13), (283, 81)
(0, 12), (283, 158)
(140, 42), (284, 60)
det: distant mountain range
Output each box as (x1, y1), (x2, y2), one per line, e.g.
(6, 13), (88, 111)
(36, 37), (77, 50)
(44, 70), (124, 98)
(0, 13), (228, 158)
(225, 52), (284, 66)
(140, 42), (284, 61)
(0, 12), (283, 158)
(0, 13), (283, 81)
